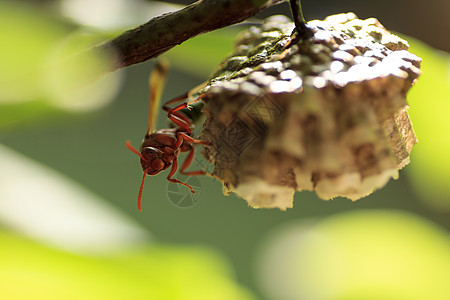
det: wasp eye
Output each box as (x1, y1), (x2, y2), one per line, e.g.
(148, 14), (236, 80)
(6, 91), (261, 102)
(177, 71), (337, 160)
(151, 159), (165, 170)
(141, 147), (163, 160)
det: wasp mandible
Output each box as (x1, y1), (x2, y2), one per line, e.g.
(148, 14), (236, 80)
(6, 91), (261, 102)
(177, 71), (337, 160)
(126, 60), (210, 211)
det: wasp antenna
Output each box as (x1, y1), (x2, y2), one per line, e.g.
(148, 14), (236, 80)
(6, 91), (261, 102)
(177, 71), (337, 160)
(137, 170), (149, 212)
(126, 140), (145, 160)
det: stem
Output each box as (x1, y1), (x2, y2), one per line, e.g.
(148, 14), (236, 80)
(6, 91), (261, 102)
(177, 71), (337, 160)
(289, 0), (308, 36)
(90, 0), (284, 73)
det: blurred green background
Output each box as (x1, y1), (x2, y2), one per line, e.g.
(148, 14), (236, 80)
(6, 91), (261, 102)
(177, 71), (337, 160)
(0, 1), (449, 300)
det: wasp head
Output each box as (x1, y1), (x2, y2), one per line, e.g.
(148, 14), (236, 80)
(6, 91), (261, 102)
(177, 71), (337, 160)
(140, 146), (170, 175)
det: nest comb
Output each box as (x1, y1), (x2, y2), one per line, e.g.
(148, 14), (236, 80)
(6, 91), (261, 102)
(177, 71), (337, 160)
(198, 13), (422, 210)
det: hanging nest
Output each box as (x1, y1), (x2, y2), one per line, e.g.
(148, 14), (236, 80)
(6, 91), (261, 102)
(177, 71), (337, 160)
(197, 13), (422, 210)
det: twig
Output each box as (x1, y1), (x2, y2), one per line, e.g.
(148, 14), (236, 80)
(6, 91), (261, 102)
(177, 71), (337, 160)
(92, 0), (285, 72)
(288, 0), (308, 36)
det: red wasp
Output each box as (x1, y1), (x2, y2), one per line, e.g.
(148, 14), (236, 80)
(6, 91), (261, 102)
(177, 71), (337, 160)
(126, 60), (209, 211)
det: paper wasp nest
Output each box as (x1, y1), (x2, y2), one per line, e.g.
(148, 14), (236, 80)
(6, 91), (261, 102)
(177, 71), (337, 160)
(198, 13), (422, 209)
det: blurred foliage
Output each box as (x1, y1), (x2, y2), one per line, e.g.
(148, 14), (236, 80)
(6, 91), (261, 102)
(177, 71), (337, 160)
(164, 27), (241, 78)
(0, 1), (70, 103)
(0, 230), (256, 300)
(0, 1), (120, 131)
(257, 210), (450, 300)
(406, 38), (450, 211)
(0, 101), (61, 131)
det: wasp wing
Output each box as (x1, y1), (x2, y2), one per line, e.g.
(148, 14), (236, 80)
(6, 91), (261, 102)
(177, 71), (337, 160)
(148, 59), (170, 134)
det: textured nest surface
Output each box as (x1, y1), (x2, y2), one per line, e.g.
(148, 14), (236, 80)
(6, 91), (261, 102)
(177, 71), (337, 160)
(198, 13), (422, 209)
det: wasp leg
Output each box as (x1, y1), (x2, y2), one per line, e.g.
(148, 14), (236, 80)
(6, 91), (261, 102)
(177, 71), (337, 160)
(162, 91), (189, 107)
(179, 147), (209, 176)
(165, 109), (194, 134)
(164, 94), (205, 112)
(166, 157), (195, 193)
(177, 132), (211, 147)
(163, 95), (204, 114)
(174, 131), (210, 151)
(162, 80), (207, 108)
(163, 95), (206, 133)
(174, 132), (211, 175)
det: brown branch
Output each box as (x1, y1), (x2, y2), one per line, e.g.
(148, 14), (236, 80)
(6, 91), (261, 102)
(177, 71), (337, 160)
(93, 0), (285, 72)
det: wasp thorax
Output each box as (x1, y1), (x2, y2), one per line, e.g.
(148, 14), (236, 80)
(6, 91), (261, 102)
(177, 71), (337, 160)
(199, 13), (421, 210)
